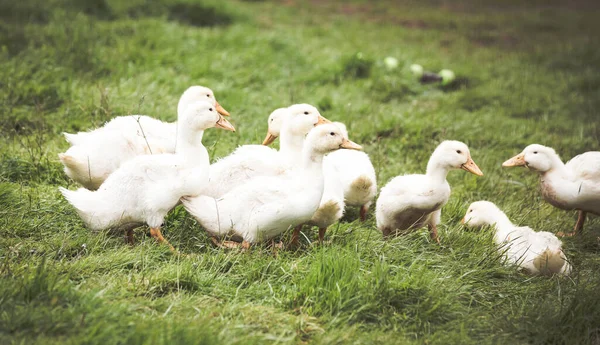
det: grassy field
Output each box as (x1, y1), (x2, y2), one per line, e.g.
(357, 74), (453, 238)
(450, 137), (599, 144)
(1, 0), (600, 343)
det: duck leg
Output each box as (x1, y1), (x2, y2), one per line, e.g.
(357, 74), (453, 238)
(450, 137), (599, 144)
(290, 224), (303, 247)
(360, 205), (369, 222)
(428, 224), (441, 244)
(318, 228), (327, 243)
(126, 228), (135, 245)
(557, 211), (587, 237)
(150, 227), (175, 251)
(211, 237), (251, 250)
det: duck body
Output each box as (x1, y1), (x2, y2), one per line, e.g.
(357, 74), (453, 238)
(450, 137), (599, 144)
(324, 123), (377, 219)
(538, 151), (600, 214)
(183, 124), (362, 244)
(463, 201), (571, 276)
(307, 162), (345, 230)
(59, 86), (228, 190)
(503, 145), (600, 235)
(203, 105), (328, 198)
(60, 101), (235, 249)
(376, 140), (483, 242)
(376, 174), (449, 234)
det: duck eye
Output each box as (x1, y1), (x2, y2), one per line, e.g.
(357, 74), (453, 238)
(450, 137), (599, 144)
(533, 151), (538, 154)
(330, 132), (335, 136)
(206, 94), (210, 98)
(456, 150), (462, 154)
(469, 209), (473, 213)
(304, 111), (309, 115)
(209, 108), (213, 111)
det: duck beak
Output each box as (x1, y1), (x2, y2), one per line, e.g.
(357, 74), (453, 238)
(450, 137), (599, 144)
(340, 138), (362, 151)
(316, 115), (331, 126)
(262, 132), (278, 146)
(461, 156), (483, 176)
(215, 115), (235, 132)
(460, 217), (465, 224)
(215, 101), (230, 117)
(502, 153), (525, 167)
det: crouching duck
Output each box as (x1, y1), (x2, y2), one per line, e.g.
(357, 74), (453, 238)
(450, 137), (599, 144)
(462, 201), (571, 276)
(59, 101), (235, 250)
(376, 140), (483, 243)
(182, 124), (362, 247)
(59, 86), (230, 190)
(503, 144), (600, 237)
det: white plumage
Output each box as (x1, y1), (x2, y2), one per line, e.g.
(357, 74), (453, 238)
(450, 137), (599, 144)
(376, 140), (483, 243)
(59, 101), (235, 249)
(463, 201), (571, 276)
(182, 124), (362, 245)
(503, 144), (600, 236)
(59, 86), (229, 190)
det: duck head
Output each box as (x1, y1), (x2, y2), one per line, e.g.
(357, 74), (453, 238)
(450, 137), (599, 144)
(502, 144), (558, 173)
(430, 140), (483, 176)
(305, 123), (362, 155)
(461, 201), (502, 228)
(262, 108), (289, 145)
(178, 86), (230, 118)
(179, 101), (235, 133)
(263, 104), (330, 145)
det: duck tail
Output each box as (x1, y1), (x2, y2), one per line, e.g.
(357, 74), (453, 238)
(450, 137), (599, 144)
(533, 249), (571, 276)
(63, 132), (89, 145)
(59, 187), (116, 230)
(351, 175), (373, 192)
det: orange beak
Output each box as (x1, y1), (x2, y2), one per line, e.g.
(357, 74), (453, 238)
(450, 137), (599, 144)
(316, 115), (331, 126)
(461, 156), (483, 176)
(340, 138), (362, 151)
(215, 101), (230, 117)
(502, 153), (526, 167)
(262, 132), (278, 146)
(215, 115), (235, 132)
(460, 217), (465, 224)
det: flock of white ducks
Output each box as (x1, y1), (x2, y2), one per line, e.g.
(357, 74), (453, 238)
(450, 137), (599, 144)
(59, 85), (599, 276)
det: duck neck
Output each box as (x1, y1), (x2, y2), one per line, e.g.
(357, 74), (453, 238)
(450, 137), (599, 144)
(489, 212), (515, 242)
(425, 159), (450, 184)
(541, 155), (571, 180)
(175, 125), (208, 167)
(279, 126), (306, 167)
(301, 147), (326, 180)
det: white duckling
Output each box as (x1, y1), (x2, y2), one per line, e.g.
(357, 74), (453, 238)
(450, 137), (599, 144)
(182, 124), (362, 246)
(59, 101), (235, 250)
(376, 140), (483, 243)
(462, 201), (571, 276)
(59, 86), (230, 190)
(324, 122), (377, 221)
(503, 144), (600, 236)
(203, 104), (329, 198)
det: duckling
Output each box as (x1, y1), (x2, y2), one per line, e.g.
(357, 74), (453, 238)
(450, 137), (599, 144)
(203, 104), (329, 198)
(59, 101), (235, 250)
(59, 86), (229, 190)
(325, 122), (377, 221)
(376, 140), (483, 243)
(462, 201), (571, 276)
(182, 124), (362, 246)
(503, 144), (600, 236)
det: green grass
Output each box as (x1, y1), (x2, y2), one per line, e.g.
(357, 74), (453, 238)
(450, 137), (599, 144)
(1, 0), (600, 343)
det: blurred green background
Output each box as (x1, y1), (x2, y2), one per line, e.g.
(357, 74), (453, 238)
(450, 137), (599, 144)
(0, 0), (599, 344)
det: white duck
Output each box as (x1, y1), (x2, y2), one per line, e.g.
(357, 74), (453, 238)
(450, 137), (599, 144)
(503, 144), (600, 236)
(59, 86), (230, 190)
(203, 104), (329, 198)
(325, 122), (377, 221)
(59, 101), (235, 250)
(376, 140), (483, 243)
(182, 124), (362, 247)
(462, 201), (571, 276)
